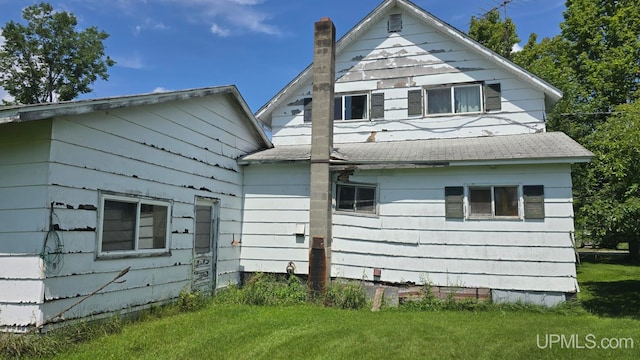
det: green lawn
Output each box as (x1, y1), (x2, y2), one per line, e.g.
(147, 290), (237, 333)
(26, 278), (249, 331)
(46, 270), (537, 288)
(46, 256), (640, 360)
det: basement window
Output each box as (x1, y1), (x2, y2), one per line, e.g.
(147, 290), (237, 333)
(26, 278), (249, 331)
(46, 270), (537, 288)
(334, 93), (368, 121)
(98, 194), (171, 256)
(337, 184), (376, 214)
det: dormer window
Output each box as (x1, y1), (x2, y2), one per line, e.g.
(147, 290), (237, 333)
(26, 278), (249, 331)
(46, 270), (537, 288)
(388, 14), (402, 33)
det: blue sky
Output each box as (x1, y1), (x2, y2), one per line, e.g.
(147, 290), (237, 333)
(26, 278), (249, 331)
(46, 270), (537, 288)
(0, 0), (566, 112)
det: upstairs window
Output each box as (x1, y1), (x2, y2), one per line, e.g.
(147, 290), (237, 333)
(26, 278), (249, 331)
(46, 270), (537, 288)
(99, 194), (170, 255)
(337, 183), (376, 214)
(426, 84), (482, 115)
(335, 93), (368, 120)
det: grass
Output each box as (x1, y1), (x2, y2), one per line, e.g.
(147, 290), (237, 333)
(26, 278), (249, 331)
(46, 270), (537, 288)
(3, 257), (640, 359)
(50, 305), (639, 360)
(577, 252), (640, 319)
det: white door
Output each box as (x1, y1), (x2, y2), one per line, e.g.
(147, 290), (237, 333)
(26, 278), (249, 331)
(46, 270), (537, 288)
(192, 198), (219, 292)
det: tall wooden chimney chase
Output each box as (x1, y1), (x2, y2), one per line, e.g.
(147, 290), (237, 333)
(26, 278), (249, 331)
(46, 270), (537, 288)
(308, 17), (336, 295)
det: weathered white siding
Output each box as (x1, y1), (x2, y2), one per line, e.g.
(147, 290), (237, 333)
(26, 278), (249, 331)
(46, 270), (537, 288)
(241, 164), (310, 272)
(0, 120), (51, 330)
(1, 94), (265, 330)
(269, 6), (547, 145)
(240, 163), (578, 294)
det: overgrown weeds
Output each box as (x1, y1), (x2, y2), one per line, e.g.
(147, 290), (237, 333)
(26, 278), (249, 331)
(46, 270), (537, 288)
(323, 279), (368, 309)
(213, 273), (369, 310)
(398, 282), (587, 315)
(0, 289), (210, 359)
(0, 316), (124, 359)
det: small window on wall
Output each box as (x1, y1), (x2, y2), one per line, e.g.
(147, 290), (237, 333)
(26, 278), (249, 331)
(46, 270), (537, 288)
(337, 184), (376, 214)
(99, 194), (170, 255)
(303, 98), (313, 123)
(469, 186), (518, 218)
(335, 93), (368, 120)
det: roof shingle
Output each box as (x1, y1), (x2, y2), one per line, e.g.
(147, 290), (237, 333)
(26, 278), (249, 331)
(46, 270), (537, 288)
(239, 132), (592, 165)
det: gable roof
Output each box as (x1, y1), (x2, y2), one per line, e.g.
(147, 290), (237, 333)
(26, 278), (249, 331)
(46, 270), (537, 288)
(239, 132), (593, 167)
(255, 0), (563, 127)
(0, 85), (273, 148)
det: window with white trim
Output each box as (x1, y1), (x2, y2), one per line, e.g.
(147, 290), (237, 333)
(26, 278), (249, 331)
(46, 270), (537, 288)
(426, 84), (482, 115)
(469, 186), (518, 218)
(99, 194), (170, 255)
(445, 185), (545, 220)
(334, 93), (368, 120)
(336, 183), (376, 213)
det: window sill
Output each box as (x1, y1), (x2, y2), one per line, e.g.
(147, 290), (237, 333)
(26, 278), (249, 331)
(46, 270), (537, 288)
(425, 111), (484, 117)
(334, 210), (379, 218)
(466, 216), (521, 221)
(96, 250), (171, 260)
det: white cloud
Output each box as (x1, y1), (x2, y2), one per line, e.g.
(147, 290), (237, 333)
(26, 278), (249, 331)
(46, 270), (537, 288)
(512, 43), (523, 52)
(114, 53), (145, 69)
(152, 87), (171, 93)
(210, 23), (231, 37)
(164, 0), (281, 37)
(133, 18), (169, 35)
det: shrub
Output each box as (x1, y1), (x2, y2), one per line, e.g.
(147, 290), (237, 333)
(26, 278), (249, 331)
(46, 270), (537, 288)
(323, 280), (368, 310)
(214, 273), (307, 306)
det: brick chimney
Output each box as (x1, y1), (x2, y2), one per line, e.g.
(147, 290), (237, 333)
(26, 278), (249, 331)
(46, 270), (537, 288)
(308, 17), (335, 295)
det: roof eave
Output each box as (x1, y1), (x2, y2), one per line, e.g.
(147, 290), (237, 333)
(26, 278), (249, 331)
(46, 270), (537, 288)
(0, 85), (273, 149)
(239, 156), (593, 167)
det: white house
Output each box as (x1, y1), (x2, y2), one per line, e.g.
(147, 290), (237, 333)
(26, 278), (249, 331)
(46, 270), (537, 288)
(0, 86), (271, 332)
(0, 0), (594, 333)
(239, 0), (593, 306)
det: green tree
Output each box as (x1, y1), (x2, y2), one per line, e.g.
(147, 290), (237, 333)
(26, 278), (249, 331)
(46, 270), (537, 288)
(468, 9), (519, 59)
(513, 0), (640, 140)
(509, 0), (640, 258)
(578, 102), (640, 259)
(0, 2), (115, 104)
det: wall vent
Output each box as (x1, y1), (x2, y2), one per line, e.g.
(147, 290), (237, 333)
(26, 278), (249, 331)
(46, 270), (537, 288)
(388, 14), (402, 33)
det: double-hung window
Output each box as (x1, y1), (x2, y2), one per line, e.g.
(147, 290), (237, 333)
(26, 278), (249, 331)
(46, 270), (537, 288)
(336, 183), (376, 214)
(99, 194), (171, 255)
(426, 84), (482, 115)
(334, 93), (368, 120)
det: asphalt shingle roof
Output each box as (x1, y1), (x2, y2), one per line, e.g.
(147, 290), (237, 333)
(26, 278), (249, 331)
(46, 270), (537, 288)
(239, 132), (593, 165)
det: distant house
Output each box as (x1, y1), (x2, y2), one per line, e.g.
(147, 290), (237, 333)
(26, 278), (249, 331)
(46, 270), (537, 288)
(0, 86), (271, 332)
(239, 0), (592, 306)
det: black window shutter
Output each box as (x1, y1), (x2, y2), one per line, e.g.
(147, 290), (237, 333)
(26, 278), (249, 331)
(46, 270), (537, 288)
(303, 98), (312, 122)
(523, 185), (545, 219)
(408, 89), (423, 116)
(484, 83), (501, 111)
(445, 186), (464, 219)
(371, 93), (385, 119)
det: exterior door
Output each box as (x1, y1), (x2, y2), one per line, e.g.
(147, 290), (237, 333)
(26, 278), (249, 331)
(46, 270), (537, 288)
(192, 198), (219, 293)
